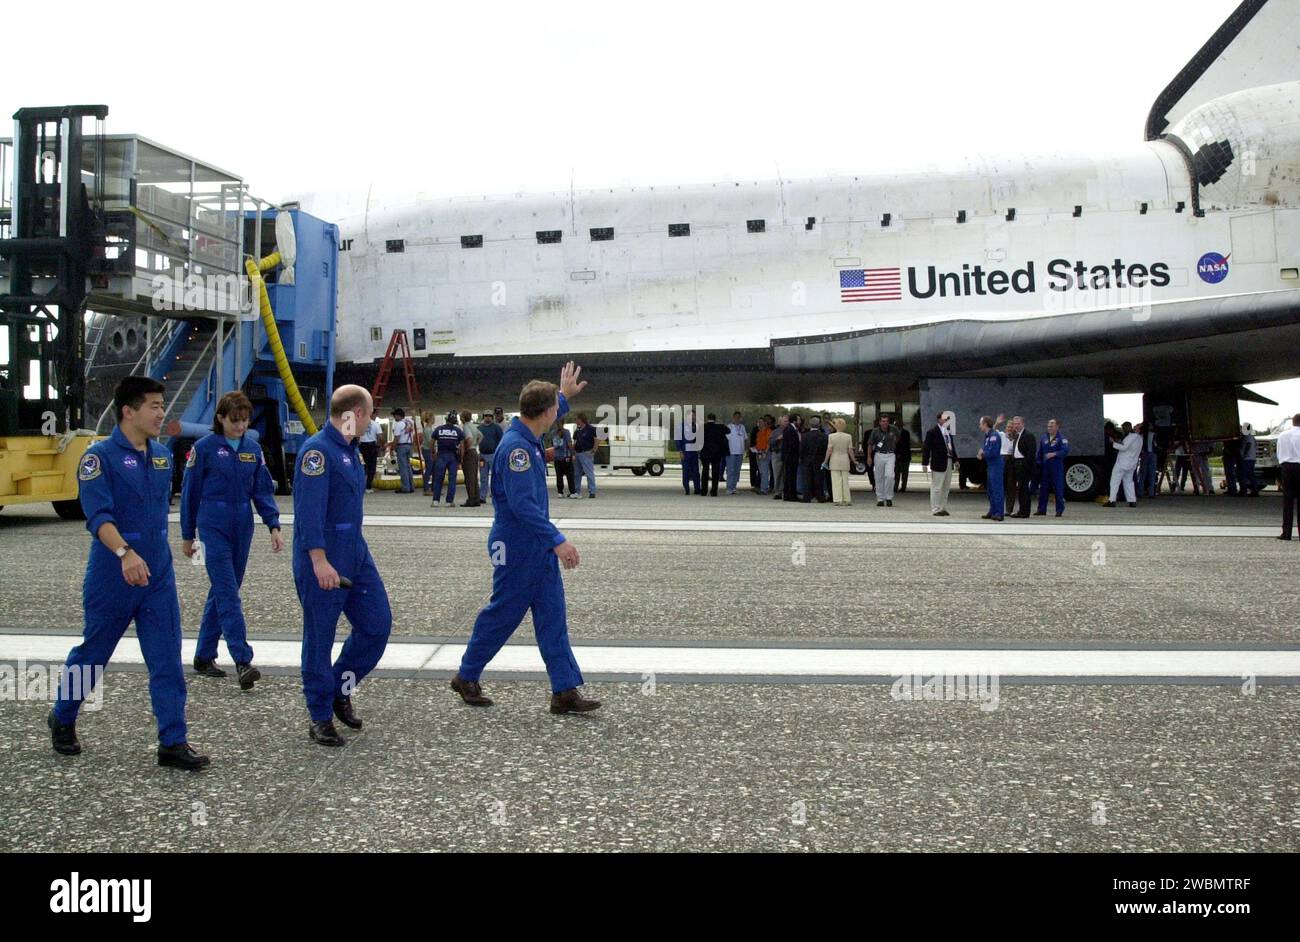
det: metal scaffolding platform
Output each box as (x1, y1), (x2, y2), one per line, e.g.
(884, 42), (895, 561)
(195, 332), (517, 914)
(1, 132), (247, 320)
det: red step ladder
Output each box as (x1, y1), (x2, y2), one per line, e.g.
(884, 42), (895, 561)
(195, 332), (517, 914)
(371, 330), (421, 409)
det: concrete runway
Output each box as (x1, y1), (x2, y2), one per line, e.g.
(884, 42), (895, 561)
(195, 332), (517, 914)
(1, 473), (1297, 851)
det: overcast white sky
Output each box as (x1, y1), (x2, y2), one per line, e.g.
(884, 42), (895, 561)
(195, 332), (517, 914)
(4, 0), (1294, 424)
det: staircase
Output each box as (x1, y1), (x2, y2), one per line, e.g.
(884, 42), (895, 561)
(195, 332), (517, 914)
(161, 321), (218, 425)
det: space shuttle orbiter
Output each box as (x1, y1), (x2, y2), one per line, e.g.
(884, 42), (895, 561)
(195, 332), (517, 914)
(327, 0), (1299, 410)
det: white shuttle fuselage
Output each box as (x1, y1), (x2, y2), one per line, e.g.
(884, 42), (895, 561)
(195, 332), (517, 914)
(329, 1), (1300, 405)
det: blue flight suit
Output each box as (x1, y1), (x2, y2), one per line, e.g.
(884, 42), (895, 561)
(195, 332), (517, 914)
(180, 433), (280, 665)
(460, 393), (583, 693)
(1036, 431), (1071, 514)
(982, 430), (1005, 517)
(52, 426), (187, 745)
(292, 423), (393, 723)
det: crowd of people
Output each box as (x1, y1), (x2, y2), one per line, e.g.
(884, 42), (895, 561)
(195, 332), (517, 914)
(347, 401), (1299, 535)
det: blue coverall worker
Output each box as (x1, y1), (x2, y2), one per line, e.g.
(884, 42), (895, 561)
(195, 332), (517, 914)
(449, 363), (602, 715)
(181, 399), (282, 685)
(48, 379), (208, 769)
(293, 386), (393, 746)
(1036, 421), (1071, 516)
(979, 417), (1005, 520)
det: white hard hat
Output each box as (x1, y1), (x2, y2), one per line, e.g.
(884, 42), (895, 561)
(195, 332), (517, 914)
(1241, 422), (1253, 435)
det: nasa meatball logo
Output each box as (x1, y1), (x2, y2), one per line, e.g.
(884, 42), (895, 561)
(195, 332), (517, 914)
(78, 453), (102, 481)
(122, 455), (138, 470)
(508, 447), (532, 472)
(301, 449), (326, 476)
(1197, 252), (1230, 284)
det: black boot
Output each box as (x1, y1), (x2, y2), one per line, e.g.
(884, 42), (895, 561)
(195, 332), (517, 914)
(450, 673), (493, 706)
(309, 720), (345, 747)
(333, 696), (362, 730)
(193, 657), (226, 678)
(236, 662), (261, 690)
(47, 711), (81, 756)
(550, 688), (602, 715)
(157, 742), (210, 770)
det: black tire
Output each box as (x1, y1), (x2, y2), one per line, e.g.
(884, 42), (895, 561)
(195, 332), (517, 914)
(646, 460), (665, 477)
(849, 457), (867, 475)
(53, 499), (86, 520)
(1064, 458), (1100, 501)
(631, 467), (647, 477)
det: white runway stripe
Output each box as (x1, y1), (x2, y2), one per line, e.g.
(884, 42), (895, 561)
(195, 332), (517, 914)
(176, 512), (1278, 539)
(5, 634), (1298, 680)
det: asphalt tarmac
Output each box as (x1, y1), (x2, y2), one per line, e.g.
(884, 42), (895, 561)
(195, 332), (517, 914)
(1, 473), (1296, 851)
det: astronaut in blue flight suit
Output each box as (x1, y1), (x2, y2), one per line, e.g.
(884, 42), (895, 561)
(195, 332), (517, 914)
(181, 390), (283, 689)
(293, 384), (393, 747)
(1034, 418), (1071, 517)
(449, 362), (602, 715)
(47, 376), (209, 770)
(978, 414), (1006, 521)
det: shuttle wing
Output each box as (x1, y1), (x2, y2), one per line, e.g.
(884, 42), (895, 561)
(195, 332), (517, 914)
(1146, 0), (1300, 139)
(773, 288), (1300, 390)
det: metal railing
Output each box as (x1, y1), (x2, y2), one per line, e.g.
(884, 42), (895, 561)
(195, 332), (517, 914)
(159, 327), (219, 429)
(91, 318), (190, 432)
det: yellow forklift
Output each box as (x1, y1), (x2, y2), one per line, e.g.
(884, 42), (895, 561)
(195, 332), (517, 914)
(0, 106), (108, 518)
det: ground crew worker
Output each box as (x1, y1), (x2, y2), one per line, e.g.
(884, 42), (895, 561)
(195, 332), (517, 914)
(1104, 421), (1142, 507)
(430, 412), (465, 507)
(978, 414), (1006, 520)
(293, 385), (393, 746)
(48, 376), (208, 770)
(677, 410), (702, 496)
(449, 362), (601, 714)
(181, 390), (283, 689)
(477, 409), (503, 501)
(1238, 423), (1260, 496)
(1035, 418), (1070, 516)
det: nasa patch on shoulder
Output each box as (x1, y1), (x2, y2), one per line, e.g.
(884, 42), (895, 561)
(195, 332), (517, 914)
(78, 453), (102, 481)
(301, 449), (326, 477)
(185, 447), (196, 469)
(508, 447), (532, 472)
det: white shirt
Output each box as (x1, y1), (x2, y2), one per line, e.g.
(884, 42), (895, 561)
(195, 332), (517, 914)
(393, 417), (415, 445)
(461, 420), (482, 449)
(1113, 432), (1142, 470)
(359, 420), (381, 444)
(1277, 426), (1300, 463)
(726, 422), (747, 455)
(999, 430), (1014, 456)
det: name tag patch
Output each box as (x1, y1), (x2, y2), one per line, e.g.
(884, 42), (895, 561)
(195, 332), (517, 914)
(238, 453), (256, 463)
(152, 456), (170, 470)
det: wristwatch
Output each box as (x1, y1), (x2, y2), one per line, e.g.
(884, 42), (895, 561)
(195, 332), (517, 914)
(115, 544), (131, 559)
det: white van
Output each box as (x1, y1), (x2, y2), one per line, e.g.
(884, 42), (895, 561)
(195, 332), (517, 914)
(565, 422), (667, 477)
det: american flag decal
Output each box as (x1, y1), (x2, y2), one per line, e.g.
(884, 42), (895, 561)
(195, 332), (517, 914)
(840, 267), (902, 302)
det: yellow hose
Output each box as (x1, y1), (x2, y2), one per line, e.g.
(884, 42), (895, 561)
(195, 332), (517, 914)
(245, 254), (318, 436)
